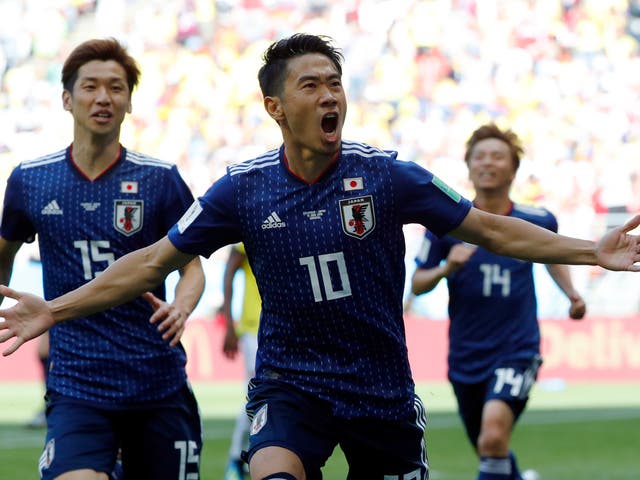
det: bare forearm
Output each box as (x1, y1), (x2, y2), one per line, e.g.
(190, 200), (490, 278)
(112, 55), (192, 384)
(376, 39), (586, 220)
(453, 209), (597, 265)
(546, 264), (580, 298)
(411, 265), (447, 295)
(48, 246), (166, 322)
(222, 247), (244, 326)
(173, 257), (205, 316)
(48, 238), (190, 324)
(495, 228), (595, 265)
(222, 272), (234, 322)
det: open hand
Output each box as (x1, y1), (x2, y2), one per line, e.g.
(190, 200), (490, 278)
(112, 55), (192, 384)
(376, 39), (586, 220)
(0, 285), (54, 356)
(596, 214), (640, 271)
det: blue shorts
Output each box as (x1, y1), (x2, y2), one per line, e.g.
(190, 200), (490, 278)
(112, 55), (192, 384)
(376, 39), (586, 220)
(39, 383), (202, 480)
(451, 355), (542, 447)
(243, 379), (429, 480)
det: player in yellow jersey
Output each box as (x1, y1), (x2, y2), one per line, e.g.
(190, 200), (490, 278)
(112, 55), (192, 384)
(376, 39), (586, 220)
(222, 243), (261, 480)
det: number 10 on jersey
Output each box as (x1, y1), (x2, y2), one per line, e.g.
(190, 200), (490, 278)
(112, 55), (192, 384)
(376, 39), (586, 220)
(299, 252), (352, 302)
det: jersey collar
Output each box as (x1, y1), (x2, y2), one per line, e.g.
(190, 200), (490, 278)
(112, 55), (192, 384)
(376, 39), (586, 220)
(68, 144), (124, 181)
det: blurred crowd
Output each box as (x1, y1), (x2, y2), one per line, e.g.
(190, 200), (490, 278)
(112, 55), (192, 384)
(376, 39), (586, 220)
(2, 0), (640, 315)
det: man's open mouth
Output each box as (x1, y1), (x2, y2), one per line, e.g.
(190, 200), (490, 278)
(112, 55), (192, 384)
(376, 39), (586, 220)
(321, 113), (338, 133)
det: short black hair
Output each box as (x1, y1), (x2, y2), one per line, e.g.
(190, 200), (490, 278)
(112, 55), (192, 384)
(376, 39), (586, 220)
(258, 33), (344, 97)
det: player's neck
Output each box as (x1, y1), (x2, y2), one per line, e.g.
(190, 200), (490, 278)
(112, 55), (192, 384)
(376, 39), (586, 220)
(473, 191), (513, 215)
(71, 137), (122, 180)
(283, 146), (339, 183)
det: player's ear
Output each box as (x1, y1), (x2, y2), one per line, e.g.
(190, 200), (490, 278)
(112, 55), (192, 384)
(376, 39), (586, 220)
(264, 96), (284, 122)
(62, 90), (72, 111)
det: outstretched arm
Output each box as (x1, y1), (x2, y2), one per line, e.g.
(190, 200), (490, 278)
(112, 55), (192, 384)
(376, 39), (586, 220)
(451, 208), (640, 271)
(0, 236), (196, 355)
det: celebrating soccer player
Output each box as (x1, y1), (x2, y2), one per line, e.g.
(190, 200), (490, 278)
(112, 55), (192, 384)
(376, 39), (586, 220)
(2, 34), (640, 480)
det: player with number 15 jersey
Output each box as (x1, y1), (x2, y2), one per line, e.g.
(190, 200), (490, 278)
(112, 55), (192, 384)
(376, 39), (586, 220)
(2, 147), (196, 401)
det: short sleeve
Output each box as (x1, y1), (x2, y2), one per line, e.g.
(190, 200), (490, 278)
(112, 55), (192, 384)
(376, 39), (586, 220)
(391, 159), (472, 237)
(0, 167), (36, 243)
(168, 174), (242, 257)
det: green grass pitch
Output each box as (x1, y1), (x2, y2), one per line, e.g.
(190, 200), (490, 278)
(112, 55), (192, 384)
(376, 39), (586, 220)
(1, 381), (639, 479)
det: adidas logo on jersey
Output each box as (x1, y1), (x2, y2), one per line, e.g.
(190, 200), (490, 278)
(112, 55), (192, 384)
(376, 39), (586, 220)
(41, 200), (63, 215)
(261, 211), (286, 229)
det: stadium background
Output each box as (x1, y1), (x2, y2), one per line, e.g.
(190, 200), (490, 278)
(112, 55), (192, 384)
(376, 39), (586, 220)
(1, 0), (639, 381)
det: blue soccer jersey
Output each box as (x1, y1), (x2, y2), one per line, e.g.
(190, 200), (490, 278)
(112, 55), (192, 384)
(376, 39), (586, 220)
(1, 146), (195, 403)
(414, 203), (558, 384)
(169, 140), (472, 420)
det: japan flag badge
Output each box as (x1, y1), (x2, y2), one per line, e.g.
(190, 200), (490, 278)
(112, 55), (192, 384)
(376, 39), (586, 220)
(343, 177), (364, 191)
(121, 181), (139, 193)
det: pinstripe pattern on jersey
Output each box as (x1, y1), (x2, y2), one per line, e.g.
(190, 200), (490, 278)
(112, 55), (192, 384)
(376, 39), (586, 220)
(1, 146), (194, 404)
(169, 141), (473, 420)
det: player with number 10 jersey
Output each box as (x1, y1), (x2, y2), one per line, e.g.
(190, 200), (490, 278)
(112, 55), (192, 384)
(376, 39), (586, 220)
(169, 140), (472, 420)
